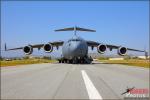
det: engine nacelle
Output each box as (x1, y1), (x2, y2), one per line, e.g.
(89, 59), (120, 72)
(97, 44), (107, 54)
(23, 45), (33, 55)
(43, 43), (53, 53)
(118, 47), (127, 56)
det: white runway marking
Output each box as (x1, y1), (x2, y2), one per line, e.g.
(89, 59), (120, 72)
(81, 70), (102, 100)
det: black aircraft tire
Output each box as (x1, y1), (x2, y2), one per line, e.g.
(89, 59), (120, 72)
(64, 60), (67, 63)
(59, 60), (61, 63)
(73, 60), (77, 64)
(69, 60), (73, 64)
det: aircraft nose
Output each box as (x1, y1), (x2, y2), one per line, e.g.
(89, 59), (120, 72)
(72, 42), (81, 50)
(70, 42), (86, 57)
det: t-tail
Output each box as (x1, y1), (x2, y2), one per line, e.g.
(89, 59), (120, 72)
(54, 26), (96, 35)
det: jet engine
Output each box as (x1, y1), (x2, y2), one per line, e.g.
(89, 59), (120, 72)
(43, 43), (53, 53)
(23, 45), (33, 55)
(118, 47), (127, 56)
(97, 44), (107, 54)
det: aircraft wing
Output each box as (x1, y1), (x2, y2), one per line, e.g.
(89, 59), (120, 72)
(5, 44), (45, 51)
(50, 41), (64, 46)
(5, 41), (64, 51)
(86, 40), (145, 52)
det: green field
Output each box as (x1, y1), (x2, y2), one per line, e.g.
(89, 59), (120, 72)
(99, 59), (150, 68)
(0, 59), (56, 67)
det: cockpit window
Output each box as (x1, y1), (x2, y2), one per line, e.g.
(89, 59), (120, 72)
(71, 39), (80, 41)
(68, 39), (81, 42)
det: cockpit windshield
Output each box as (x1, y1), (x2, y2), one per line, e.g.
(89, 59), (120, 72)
(68, 39), (81, 42)
(71, 39), (80, 41)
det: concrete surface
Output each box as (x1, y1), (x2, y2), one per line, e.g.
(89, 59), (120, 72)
(1, 62), (149, 99)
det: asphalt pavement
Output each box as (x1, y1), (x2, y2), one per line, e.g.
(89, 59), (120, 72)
(1, 62), (149, 99)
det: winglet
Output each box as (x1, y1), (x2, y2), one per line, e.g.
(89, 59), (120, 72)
(144, 46), (148, 59)
(4, 43), (7, 51)
(144, 50), (148, 59)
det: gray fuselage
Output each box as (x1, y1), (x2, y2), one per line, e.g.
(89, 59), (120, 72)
(62, 35), (88, 59)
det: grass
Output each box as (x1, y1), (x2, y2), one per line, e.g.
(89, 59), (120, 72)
(0, 59), (56, 67)
(1, 58), (149, 68)
(99, 59), (150, 68)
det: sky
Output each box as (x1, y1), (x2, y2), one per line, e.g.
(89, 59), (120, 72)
(1, 1), (149, 58)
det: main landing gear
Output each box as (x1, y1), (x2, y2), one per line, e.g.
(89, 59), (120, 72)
(58, 56), (93, 64)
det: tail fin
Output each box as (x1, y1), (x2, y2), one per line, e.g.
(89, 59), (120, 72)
(55, 26), (96, 35)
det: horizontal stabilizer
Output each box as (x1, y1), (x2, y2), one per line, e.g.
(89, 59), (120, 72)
(55, 27), (96, 32)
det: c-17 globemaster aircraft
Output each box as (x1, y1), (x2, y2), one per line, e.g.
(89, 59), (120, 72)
(5, 27), (146, 64)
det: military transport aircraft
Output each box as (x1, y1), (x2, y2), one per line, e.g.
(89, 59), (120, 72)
(5, 27), (146, 64)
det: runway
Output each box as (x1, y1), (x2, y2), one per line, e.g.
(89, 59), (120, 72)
(1, 62), (149, 99)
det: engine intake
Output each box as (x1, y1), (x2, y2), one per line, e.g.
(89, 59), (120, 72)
(118, 47), (127, 56)
(23, 45), (33, 55)
(97, 44), (107, 54)
(43, 43), (53, 53)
